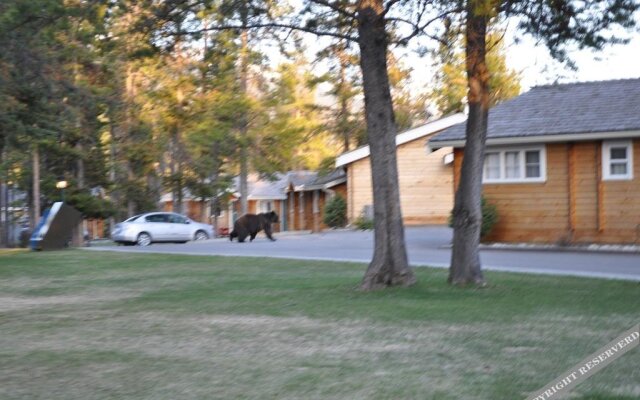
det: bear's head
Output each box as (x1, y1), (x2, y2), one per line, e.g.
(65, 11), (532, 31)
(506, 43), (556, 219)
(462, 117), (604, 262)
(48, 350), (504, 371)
(266, 211), (279, 223)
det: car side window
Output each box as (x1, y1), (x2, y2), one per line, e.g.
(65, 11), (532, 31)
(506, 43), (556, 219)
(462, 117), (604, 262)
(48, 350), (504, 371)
(168, 214), (187, 224)
(145, 214), (168, 223)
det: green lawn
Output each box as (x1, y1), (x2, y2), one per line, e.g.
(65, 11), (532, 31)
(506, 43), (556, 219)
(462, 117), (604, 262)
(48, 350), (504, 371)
(0, 250), (638, 400)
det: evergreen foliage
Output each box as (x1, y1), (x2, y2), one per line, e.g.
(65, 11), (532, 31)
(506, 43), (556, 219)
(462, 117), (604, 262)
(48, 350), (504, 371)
(322, 195), (347, 228)
(449, 197), (499, 240)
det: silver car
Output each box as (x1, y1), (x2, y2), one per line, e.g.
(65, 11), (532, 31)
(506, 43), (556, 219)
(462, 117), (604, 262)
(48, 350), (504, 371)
(111, 212), (214, 246)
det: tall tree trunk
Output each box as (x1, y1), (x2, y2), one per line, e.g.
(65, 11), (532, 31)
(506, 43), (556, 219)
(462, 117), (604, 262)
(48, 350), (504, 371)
(176, 171), (183, 215)
(108, 120), (120, 226)
(448, 2), (490, 286)
(357, 0), (415, 290)
(152, 158), (165, 211)
(126, 161), (135, 217)
(1, 146), (7, 246)
(170, 130), (183, 215)
(76, 142), (85, 189)
(125, 65), (136, 218)
(338, 44), (351, 152)
(75, 139), (86, 247)
(108, 121), (118, 226)
(73, 42), (85, 191)
(238, 7), (249, 216)
(2, 180), (9, 247)
(32, 146), (41, 226)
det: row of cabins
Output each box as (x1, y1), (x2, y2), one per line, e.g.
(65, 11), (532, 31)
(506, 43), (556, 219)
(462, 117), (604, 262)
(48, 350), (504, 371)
(162, 170), (346, 234)
(164, 78), (640, 245)
(339, 78), (640, 244)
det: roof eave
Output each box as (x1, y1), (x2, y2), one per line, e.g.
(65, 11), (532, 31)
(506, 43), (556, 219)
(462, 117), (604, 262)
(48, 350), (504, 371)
(248, 195), (287, 200)
(296, 177), (347, 191)
(336, 113), (467, 167)
(428, 130), (640, 149)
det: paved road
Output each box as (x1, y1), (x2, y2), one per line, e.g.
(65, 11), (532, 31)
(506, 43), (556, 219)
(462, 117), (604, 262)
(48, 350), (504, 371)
(86, 226), (640, 281)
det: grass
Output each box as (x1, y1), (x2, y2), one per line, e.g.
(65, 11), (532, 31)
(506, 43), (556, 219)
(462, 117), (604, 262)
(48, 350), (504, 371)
(0, 249), (638, 400)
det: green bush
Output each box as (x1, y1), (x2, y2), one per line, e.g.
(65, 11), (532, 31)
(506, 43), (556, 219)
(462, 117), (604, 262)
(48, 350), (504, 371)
(323, 195), (347, 228)
(480, 198), (499, 238)
(448, 197), (499, 239)
(354, 216), (374, 230)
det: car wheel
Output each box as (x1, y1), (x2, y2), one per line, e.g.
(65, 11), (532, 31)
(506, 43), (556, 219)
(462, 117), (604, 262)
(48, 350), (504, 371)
(194, 230), (209, 241)
(137, 232), (152, 246)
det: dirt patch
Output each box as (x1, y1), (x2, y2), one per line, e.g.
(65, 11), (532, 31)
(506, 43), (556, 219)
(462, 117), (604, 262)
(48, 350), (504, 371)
(0, 290), (140, 312)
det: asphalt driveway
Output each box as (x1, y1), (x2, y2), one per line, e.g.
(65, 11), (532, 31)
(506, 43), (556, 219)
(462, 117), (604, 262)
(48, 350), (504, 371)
(86, 226), (640, 281)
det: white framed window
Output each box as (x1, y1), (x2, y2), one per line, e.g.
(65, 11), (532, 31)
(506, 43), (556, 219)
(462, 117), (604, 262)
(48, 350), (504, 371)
(602, 141), (633, 180)
(482, 146), (546, 183)
(258, 200), (274, 213)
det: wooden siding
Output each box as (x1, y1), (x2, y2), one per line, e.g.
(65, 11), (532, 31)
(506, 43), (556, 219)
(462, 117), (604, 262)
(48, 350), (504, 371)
(453, 139), (640, 244)
(600, 139), (640, 242)
(283, 182), (347, 232)
(284, 191), (305, 231)
(347, 136), (454, 225)
(86, 219), (106, 239)
(333, 182), (347, 200)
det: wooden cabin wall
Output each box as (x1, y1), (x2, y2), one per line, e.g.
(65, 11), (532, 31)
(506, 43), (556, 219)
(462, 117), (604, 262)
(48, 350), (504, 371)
(453, 139), (640, 244)
(347, 136), (455, 224)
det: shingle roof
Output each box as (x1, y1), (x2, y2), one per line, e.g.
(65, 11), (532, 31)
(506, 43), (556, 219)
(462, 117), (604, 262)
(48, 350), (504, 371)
(230, 173), (288, 200)
(286, 171), (318, 187)
(430, 78), (640, 145)
(303, 168), (346, 189)
(247, 174), (289, 199)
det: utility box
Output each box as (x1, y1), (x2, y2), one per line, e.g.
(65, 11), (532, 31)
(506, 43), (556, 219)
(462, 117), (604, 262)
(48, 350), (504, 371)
(30, 202), (82, 251)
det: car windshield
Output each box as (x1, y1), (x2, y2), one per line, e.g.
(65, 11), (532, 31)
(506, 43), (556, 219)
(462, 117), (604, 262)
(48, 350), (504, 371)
(124, 214), (142, 222)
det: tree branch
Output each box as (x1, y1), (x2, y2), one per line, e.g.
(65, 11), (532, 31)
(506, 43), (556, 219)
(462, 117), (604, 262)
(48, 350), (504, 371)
(383, 0), (403, 16)
(308, 0), (357, 20)
(391, 7), (463, 45)
(178, 22), (358, 42)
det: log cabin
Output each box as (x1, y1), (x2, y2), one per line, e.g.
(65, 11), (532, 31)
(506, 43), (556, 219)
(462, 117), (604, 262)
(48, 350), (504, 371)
(161, 174), (288, 234)
(429, 79), (640, 244)
(161, 170), (347, 235)
(285, 169), (347, 232)
(335, 114), (467, 225)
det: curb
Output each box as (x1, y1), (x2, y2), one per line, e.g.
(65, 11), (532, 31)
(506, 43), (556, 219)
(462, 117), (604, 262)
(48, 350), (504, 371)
(474, 244), (640, 255)
(437, 244), (640, 254)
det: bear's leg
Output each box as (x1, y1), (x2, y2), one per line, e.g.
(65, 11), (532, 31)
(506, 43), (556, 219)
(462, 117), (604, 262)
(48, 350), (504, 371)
(250, 231), (258, 241)
(229, 230), (236, 241)
(238, 232), (248, 243)
(264, 225), (276, 241)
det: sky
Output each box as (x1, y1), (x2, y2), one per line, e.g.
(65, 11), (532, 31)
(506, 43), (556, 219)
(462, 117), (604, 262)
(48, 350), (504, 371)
(392, 14), (640, 96)
(505, 27), (640, 90)
(299, 9), (640, 107)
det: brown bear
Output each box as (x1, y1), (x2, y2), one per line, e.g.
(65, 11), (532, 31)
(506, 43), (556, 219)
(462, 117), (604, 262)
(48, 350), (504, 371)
(229, 211), (279, 242)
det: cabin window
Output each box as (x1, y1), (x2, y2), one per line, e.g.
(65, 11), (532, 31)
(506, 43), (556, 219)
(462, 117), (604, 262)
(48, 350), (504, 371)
(525, 151), (541, 178)
(484, 152), (501, 180)
(602, 141), (633, 180)
(258, 200), (274, 213)
(504, 151), (520, 178)
(482, 146), (546, 183)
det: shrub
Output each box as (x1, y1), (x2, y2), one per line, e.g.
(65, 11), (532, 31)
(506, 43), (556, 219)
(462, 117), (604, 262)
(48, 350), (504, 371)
(323, 195), (347, 228)
(480, 198), (499, 238)
(448, 197), (499, 239)
(354, 216), (374, 230)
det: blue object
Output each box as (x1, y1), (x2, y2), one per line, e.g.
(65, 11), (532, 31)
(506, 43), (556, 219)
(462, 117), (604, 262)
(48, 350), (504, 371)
(29, 207), (52, 250)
